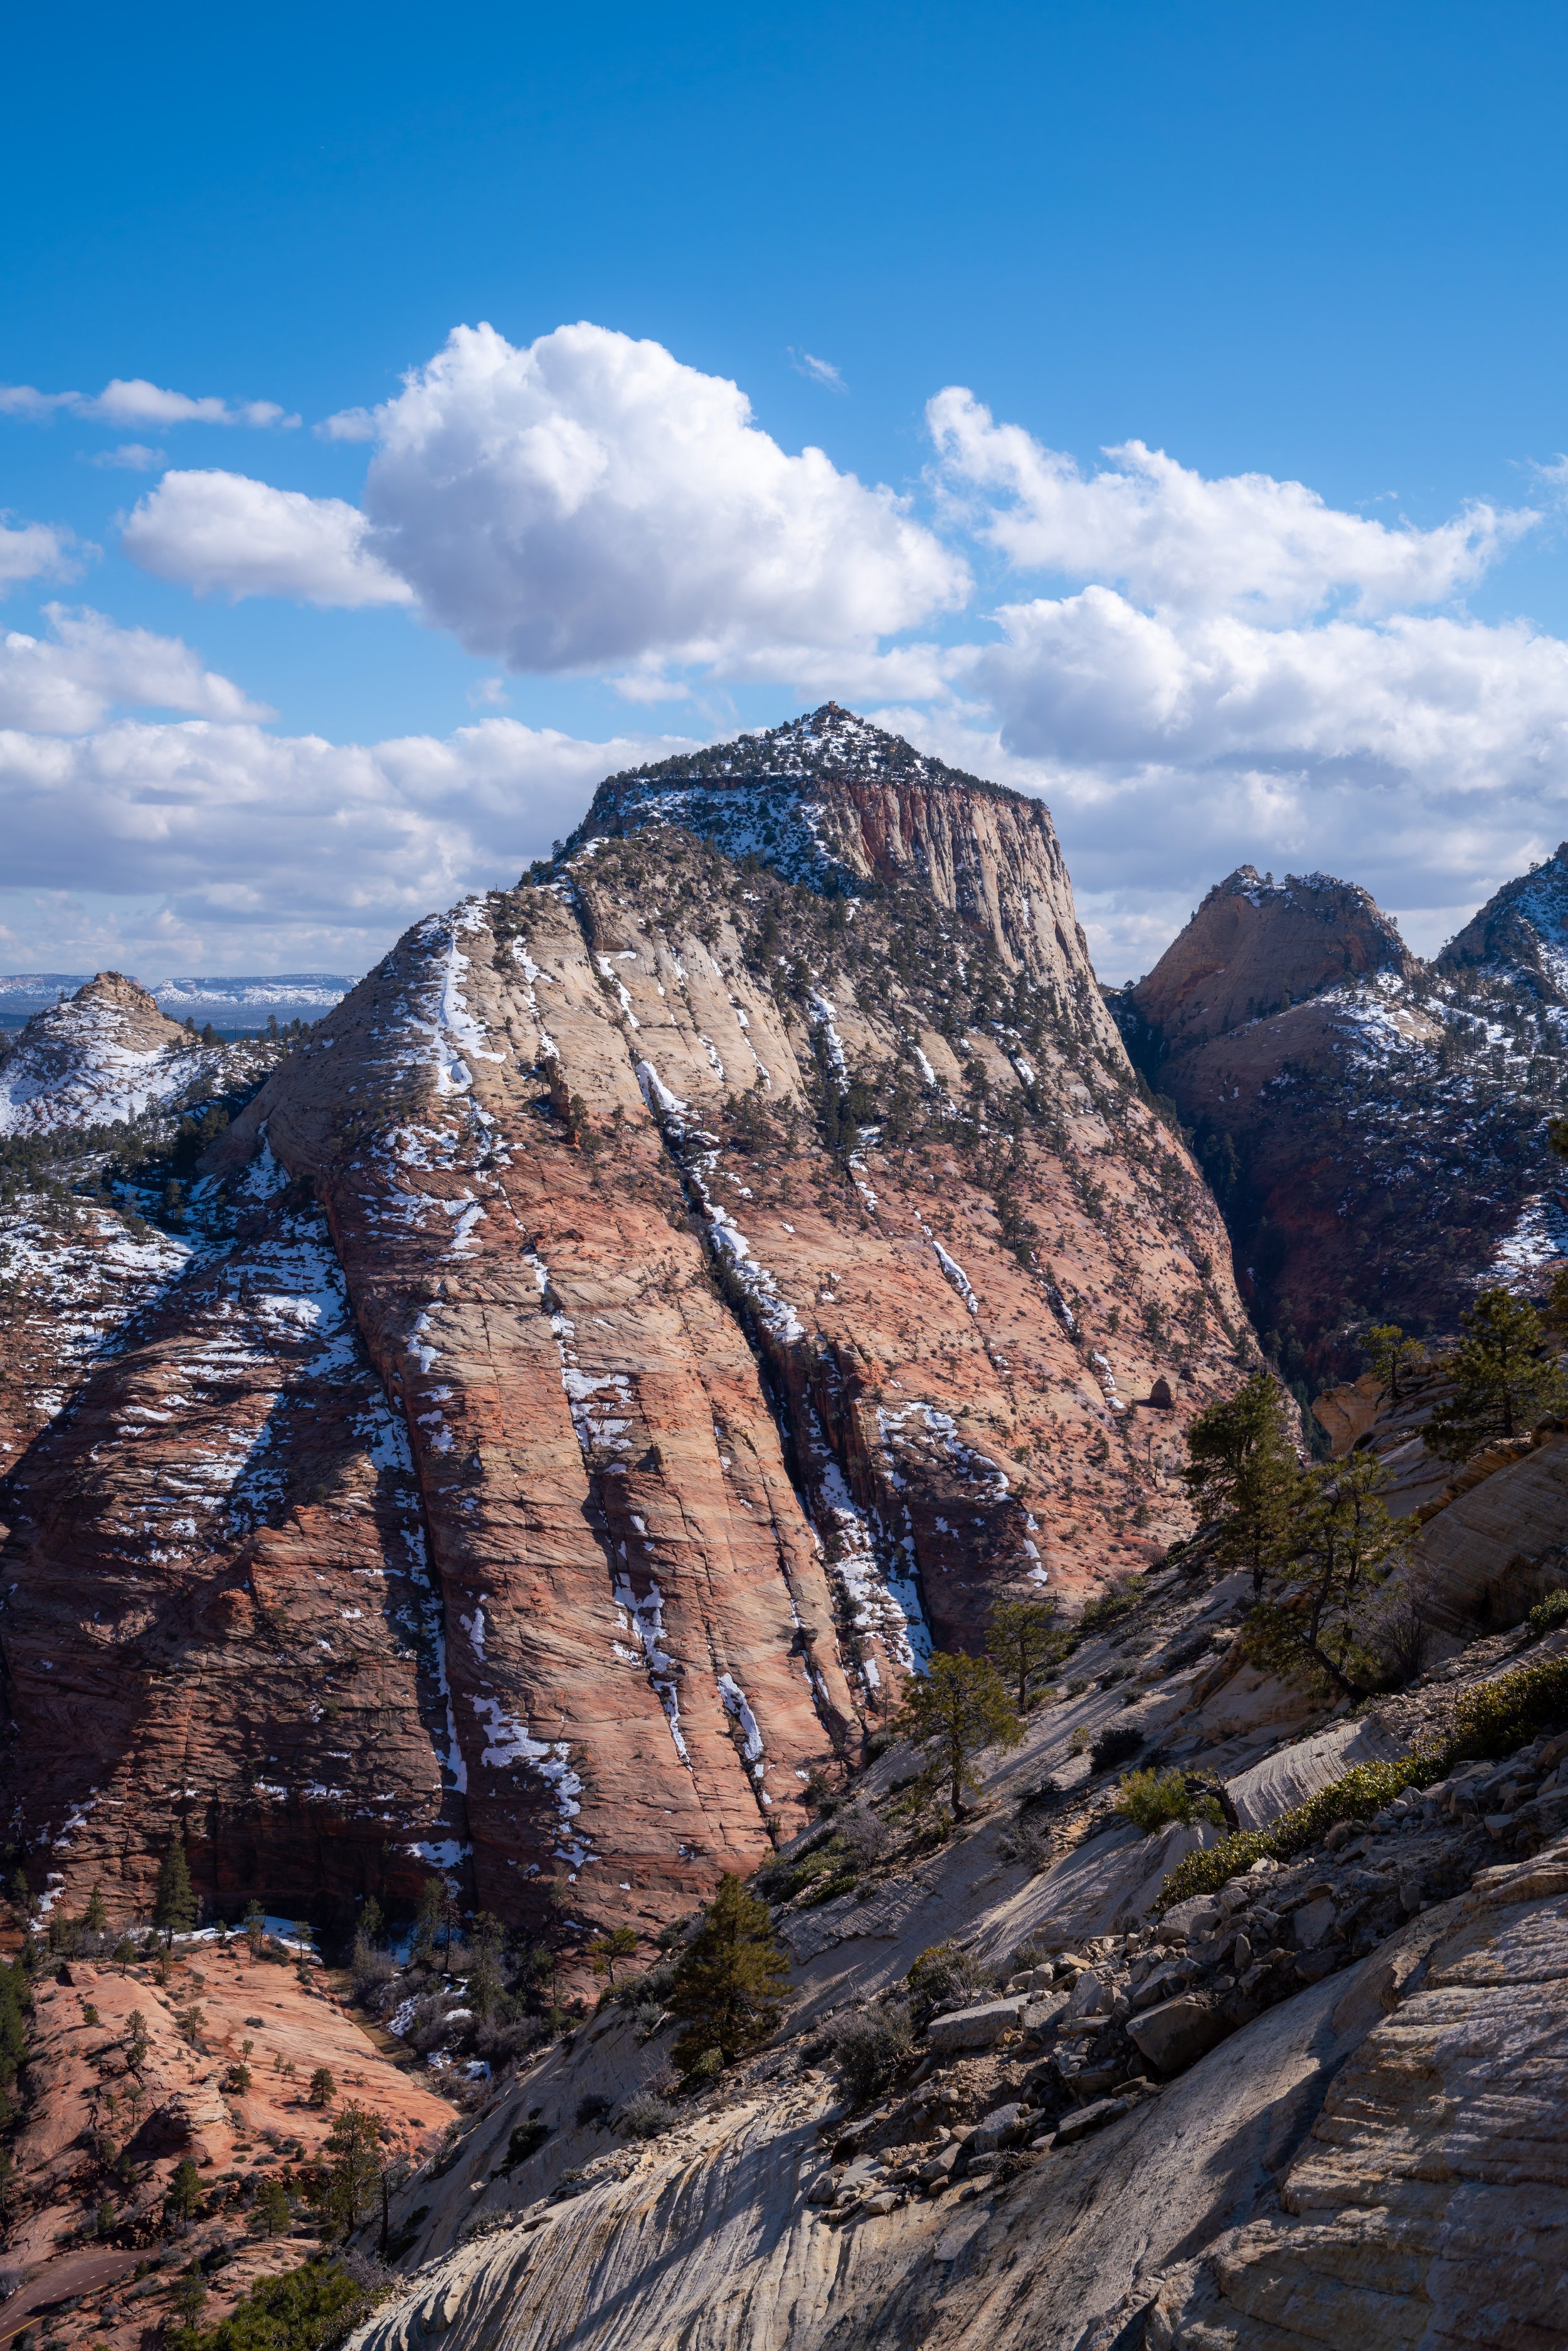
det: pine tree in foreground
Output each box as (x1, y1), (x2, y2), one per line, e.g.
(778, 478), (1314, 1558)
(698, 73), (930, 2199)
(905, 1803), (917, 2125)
(1180, 1371), (1297, 1592)
(667, 1873), (792, 2069)
(893, 1651), (1022, 1818)
(1424, 1288), (1568, 1461)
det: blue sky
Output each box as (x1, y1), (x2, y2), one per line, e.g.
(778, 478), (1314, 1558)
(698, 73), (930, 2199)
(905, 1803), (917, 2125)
(5, 0), (1568, 980)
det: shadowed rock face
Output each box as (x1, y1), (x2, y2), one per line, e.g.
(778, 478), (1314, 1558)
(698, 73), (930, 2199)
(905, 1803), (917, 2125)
(1439, 839), (1568, 999)
(1120, 852), (1568, 1380)
(1, 709), (1254, 1943)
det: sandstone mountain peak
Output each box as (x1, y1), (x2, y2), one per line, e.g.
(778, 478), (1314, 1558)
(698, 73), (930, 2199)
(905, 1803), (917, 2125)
(1131, 864), (1415, 1057)
(1120, 838), (1568, 1382)
(0, 968), (214, 1137)
(3, 738), (1254, 1945)
(578, 707), (1111, 1049)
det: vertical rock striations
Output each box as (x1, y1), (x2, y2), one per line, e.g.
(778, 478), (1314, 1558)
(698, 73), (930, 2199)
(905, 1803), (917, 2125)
(1, 709), (1252, 1943)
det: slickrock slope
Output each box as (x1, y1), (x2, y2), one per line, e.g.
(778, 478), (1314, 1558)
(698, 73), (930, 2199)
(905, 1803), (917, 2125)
(0, 973), (236, 1137)
(0, 1200), (189, 1474)
(346, 1541), (1568, 2351)
(2, 708), (1251, 1945)
(2, 1174), (464, 1923)
(1119, 848), (1568, 1378)
(1, 980), (275, 1492)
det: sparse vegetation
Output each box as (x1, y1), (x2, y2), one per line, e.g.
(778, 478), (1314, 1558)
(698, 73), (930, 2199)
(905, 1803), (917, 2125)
(665, 1873), (792, 2069)
(891, 1652), (1022, 1816)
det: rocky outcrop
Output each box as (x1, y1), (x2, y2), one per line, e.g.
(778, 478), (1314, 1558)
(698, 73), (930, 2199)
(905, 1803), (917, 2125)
(1439, 838), (1568, 999)
(1130, 866), (1415, 1057)
(1, 709), (1253, 1945)
(343, 1554), (1568, 2351)
(1120, 855), (1568, 1377)
(0, 972), (226, 1136)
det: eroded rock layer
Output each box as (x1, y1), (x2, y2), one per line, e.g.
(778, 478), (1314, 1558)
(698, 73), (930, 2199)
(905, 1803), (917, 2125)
(2, 708), (1253, 1941)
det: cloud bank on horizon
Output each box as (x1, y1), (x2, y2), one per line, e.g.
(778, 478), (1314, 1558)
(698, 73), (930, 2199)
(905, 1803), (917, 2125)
(4, 321), (1568, 983)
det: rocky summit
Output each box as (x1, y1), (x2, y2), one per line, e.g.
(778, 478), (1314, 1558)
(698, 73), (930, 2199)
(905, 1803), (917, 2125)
(7, 711), (1568, 2351)
(1119, 847), (1568, 1382)
(1, 708), (1250, 1944)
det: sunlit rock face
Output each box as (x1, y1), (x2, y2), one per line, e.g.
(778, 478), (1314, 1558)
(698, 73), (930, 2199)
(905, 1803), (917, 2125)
(1, 708), (1249, 1943)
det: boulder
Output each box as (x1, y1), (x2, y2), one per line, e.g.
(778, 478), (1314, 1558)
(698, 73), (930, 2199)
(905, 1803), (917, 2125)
(1291, 1896), (1338, 1951)
(1056, 2095), (1135, 2144)
(970, 2103), (1027, 2155)
(1126, 1993), (1232, 2078)
(927, 1998), (1026, 2054)
(1162, 1897), (1223, 1940)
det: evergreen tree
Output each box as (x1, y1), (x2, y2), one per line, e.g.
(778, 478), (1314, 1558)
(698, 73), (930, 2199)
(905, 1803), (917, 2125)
(983, 1596), (1064, 1713)
(307, 2066), (336, 2108)
(411, 1877), (444, 1969)
(253, 2175), (292, 2237)
(124, 2007), (150, 2074)
(312, 2102), (383, 2237)
(0, 1960), (29, 2115)
(243, 1898), (267, 1961)
(667, 1873), (792, 2067)
(466, 1914), (506, 2017)
(153, 1840), (197, 1945)
(1361, 1322), (1428, 1403)
(586, 1926), (637, 1987)
(1243, 1450), (1406, 1699)
(83, 1882), (108, 1934)
(1424, 1288), (1568, 1460)
(1180, 1371), (1296, 1591)
(166, 2155), (203, 2226)
(892, 1652), (1022, 1817)
(170, 2265), (207, 2325)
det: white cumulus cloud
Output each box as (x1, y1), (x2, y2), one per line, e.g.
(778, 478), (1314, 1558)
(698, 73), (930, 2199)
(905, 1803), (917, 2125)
(350, 321), (965, 670)
(929, 386), (1532, 622)
(0, 606), (268, 734)
(122, 470), (414, 607)
(0, 714), (686, 970)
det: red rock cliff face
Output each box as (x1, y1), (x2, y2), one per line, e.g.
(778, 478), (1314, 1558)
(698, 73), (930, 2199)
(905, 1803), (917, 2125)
(1, 709), (1256, 1945)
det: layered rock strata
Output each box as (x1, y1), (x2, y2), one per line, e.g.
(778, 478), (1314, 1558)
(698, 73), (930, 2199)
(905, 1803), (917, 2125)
(2, 709), (1252, 1944)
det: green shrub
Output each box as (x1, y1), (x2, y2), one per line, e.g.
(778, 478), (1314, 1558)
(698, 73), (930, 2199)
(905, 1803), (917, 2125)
(1091, 1725), (1145, 1773)
(1159, 1651), (1568, 1909)
(1528, 1589), (1568, 1638)
(166, 2257), (373, 2351)
(1114, 1768), (1225, 1835)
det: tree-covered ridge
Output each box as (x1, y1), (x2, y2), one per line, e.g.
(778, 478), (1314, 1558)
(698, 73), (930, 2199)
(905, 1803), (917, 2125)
(584, 704), (1019, 809)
